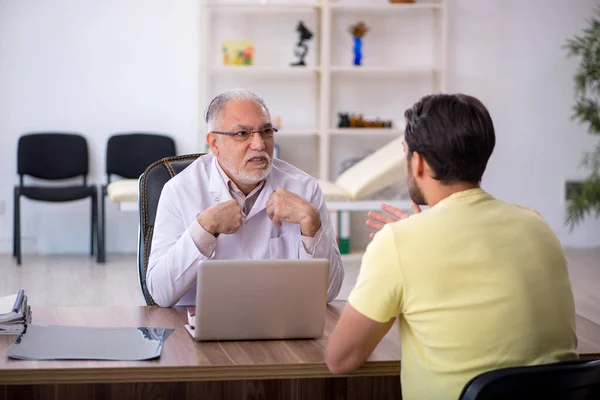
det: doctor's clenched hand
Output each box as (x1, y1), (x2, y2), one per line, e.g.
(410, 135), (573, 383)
(197, 200), (242, 237)
(266, 188), (321, 237)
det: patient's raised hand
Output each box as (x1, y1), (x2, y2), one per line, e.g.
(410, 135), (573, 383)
(366, 202), (421, 239)
(197, 200), (243, 236)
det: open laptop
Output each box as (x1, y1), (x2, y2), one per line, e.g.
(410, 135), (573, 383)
(184, 259), (329, 341)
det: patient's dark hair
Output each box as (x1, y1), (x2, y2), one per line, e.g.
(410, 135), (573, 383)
(404, 93), (496, 184)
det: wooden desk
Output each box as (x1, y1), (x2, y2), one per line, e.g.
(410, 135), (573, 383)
(0, 302), (402, 400)
(1, 302), (599, 400)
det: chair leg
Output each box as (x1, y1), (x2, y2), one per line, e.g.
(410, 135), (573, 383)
(13, 190), (17, 258)
(91, 193), (95, 257)
(14, 189), (21, 265)
(98, 189), (106, 264)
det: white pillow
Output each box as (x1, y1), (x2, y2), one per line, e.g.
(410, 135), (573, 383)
(106, 179), (139, 203)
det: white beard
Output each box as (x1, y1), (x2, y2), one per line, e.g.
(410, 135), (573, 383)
(219, 152), (272, 185)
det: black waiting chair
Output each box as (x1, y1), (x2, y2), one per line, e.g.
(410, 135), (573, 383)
(137, 154), (202, 305)
(100, 133), (176, 263)
(458, 358), (600, 400)
(14, 133), (99, 265)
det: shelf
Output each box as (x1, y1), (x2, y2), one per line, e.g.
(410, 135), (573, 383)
(277, 130), (319, 136)
(209, 66), (321, 75)
(202, 1), (321, 12)
(341, 252), (364, 263)
(330, 2), (442, 11)
(202, 1), (441, 12)
(330, 66), (439, 76)
(210, 65), (434, 76)
(327, 200), (413, 211)
(120, 199), (414, 213)
(328, 128), (403, 136)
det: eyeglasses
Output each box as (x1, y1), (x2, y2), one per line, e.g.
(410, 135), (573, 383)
(211, 127), (278, 142)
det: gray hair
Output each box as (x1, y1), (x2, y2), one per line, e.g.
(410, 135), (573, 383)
(204, 88), (271, 131)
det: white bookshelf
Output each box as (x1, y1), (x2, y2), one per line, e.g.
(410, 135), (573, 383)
(330, 65), (438, 73)
(200, 0), (447, 255)
(200, 0), (446, 182)
(200, 1), (320, 12)
(330, 2), (442, 11)
(209, 65), (322, 74)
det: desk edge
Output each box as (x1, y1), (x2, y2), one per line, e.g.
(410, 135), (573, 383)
(0, 361), (402, 385)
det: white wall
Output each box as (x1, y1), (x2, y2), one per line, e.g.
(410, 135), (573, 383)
(446, 0), (600, 248)
(0, 0), (598, 256)
(0, 0), (201, 254)
(351, 0), (600, 251)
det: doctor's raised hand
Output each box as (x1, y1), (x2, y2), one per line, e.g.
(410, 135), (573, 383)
(197, 199), (243, 237)
(266, 188), (322, 237)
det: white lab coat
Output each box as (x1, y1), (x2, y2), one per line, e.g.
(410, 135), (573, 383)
(147, 154), (344, 307)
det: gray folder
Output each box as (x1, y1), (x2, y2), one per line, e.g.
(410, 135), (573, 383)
(6, 325), (173, 361)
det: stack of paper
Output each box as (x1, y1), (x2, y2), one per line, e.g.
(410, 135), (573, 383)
(0, 289), (31, 335)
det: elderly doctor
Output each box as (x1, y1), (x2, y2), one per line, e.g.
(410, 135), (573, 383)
(147, 88), (344, 307)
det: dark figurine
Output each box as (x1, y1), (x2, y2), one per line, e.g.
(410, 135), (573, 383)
(338, 113), (350, 128)
(291, 21), (313, 66)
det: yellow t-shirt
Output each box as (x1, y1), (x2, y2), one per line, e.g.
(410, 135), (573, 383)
(348, 188), (578, 400)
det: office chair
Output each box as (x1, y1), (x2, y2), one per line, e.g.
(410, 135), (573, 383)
(100, 133), (176, 263)
(137, 154), (202, 305)
(14, 133), (99, 265)
(458, 358), (600, 400)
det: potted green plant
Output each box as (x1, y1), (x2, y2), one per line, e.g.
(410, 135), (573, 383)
(564, 7), (600, 230)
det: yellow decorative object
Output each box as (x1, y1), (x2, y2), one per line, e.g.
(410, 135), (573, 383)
(222, 41), (254, 66)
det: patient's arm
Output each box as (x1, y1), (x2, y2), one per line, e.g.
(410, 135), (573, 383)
(327, 225), (403, 374)
(326, 303), (395, 375)
(366, 202), (421, 239)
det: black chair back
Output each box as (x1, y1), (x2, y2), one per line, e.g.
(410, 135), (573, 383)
(18, 133), (88, 181)
(137, 154), (202, 305)
(14, 132), (98, 265)
(459, 358), (600, 400)
(106, 133), (176, 182)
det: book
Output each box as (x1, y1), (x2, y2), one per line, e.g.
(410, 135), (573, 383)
(0, 289), (32, 335)
(186, 306), (196, 329)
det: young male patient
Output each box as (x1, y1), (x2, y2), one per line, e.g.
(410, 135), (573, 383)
(326, 93), (578, 400)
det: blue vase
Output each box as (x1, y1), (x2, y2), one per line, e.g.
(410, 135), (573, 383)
(353, 37), (363, 66)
